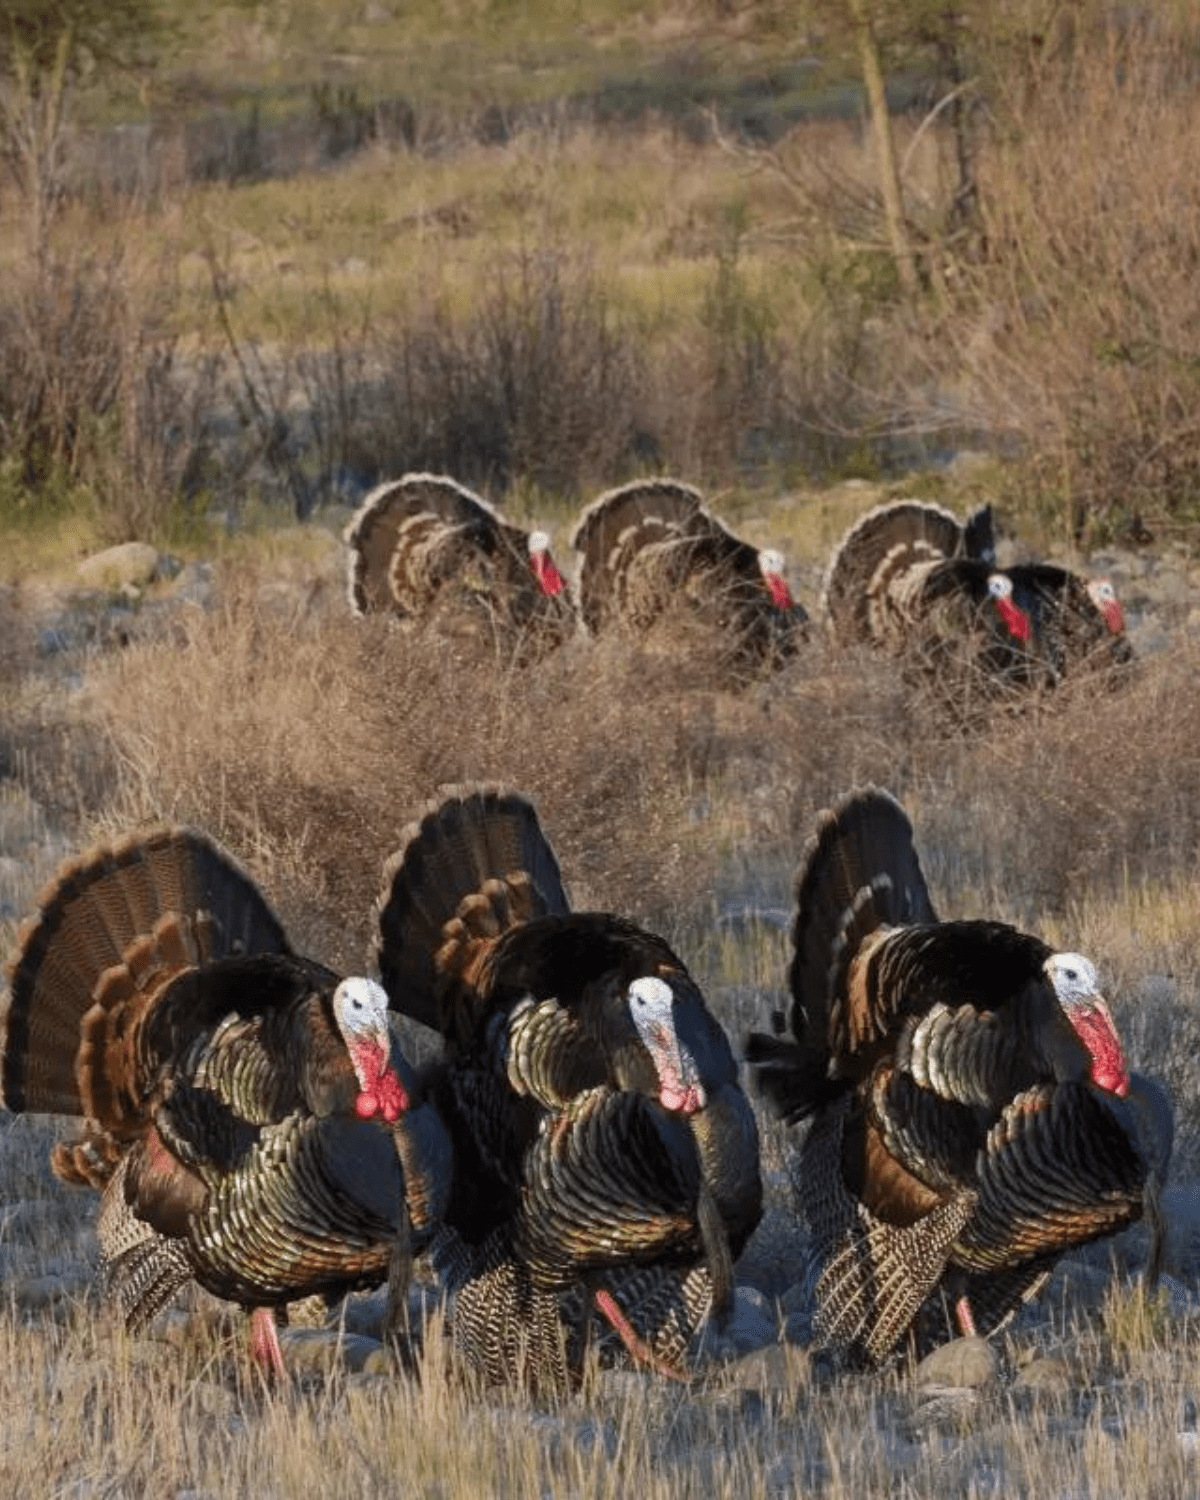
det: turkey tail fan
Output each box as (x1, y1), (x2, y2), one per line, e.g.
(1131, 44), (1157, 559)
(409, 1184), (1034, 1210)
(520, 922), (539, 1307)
(343, 472), (505, 616)
(2, 827), (289, 1116)
(376, 785), (571, 1032)
(789, 787), (937, 1057)
(822, 500), (969, 646)
(569, 478), (706, 633)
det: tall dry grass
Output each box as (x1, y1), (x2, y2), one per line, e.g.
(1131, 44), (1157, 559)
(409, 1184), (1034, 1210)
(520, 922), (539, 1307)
(10, 22), (1200, 536)
(0, 528), (1198, 1493)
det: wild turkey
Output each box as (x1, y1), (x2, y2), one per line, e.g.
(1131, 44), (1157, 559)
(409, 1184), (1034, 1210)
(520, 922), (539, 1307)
(1006, 563), (1134, 687)
(1, 827), (451, 1377)
(746, 787), (1172, 1367)
(824, 498), (1132, 694)
(374, 784), (762, 1393)
(569, 478), (809, 677)
(822, 498), (997, 649)
(343, 472), (576, 659)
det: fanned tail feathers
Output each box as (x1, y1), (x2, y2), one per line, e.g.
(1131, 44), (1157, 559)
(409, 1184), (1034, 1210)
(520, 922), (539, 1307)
(343, 473), (507, 616)
(823, 500), (970, 646)
(790, 787), (937, 1056)
(569, 478), (707, 634)
(2, 827), (289, 1118)
(749, 787), (937, 1127)
(376, 785), (571, 1032)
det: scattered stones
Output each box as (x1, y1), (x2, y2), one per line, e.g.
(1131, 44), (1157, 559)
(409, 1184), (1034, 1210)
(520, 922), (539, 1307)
(76, 542), (166, 592)
(1012, 1353), (1075, 1394)
(913, 1336), (1000, 1392)
(275, 1326), (391, 1375)
(718, 1342), (803, 1394)
(903, 1385), (991, 1439)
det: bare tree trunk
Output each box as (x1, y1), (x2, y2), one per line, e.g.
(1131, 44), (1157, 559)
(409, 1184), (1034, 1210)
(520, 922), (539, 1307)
(847, 0), (920, 298)
(2, 24), (75, 261)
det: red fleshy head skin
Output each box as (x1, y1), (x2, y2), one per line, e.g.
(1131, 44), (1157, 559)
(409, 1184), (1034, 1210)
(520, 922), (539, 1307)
(1068, 1003), (1131, 1097)
(763, 570), (795, 609)
(995, 595), (1032, 643)
(530, 550), (566, 597)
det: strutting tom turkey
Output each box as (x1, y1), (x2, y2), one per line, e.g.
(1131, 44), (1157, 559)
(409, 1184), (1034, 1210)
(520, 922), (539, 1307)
(822, 498), (1132, 697)
(746, 787), (1172, 1366)
(374, 784), (762, 1394)
(1, 826), (451, 1377)
(343, 472), (576, 661)
(570, 478), (809, 679)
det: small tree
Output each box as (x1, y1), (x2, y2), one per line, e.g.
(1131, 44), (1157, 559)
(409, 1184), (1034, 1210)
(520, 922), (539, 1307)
(0, 0), (162, 251)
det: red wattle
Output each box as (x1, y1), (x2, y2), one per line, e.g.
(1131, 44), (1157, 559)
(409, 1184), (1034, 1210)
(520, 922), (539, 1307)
(996, 596), (1031, 642)
(1069, 1006), (1131, 1097)
(376, 1070), (409, 1121)
(765, 573), (794, 609)
(531, 554), (565, 597)
(1101, 600), (1125, 634)
(355, 1092), (379, 1119)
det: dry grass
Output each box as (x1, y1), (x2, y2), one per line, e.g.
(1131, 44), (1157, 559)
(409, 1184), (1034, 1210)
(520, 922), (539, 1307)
(13, 21), (1200, 531)
(0, 528), (1199, 1492)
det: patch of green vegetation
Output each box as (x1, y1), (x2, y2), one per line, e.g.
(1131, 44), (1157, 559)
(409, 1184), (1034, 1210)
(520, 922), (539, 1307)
(0, 458), (105, 582)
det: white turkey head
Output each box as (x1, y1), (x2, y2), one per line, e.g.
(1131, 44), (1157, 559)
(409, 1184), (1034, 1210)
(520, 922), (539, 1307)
(757, 548), (795, 609)
(985, 572), (1032, 643)
(527, 530), (566, 597)
(1087, 577), (1125, 634)
(1044, 952), (1130, 1097)
(628, 975), (706, 1114)
(333, 977), (410, 1122)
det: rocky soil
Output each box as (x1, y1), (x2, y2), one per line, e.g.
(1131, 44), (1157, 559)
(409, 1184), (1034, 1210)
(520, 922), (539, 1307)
(3, 506), (1200, 1496)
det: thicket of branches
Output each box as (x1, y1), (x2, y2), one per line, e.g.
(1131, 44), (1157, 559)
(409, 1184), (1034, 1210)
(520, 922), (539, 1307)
(3, 2), (1200, 546)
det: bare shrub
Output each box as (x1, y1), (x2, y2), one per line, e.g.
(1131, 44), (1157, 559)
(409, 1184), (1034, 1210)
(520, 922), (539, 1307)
(921, 26), (1200, 537)
(0, 232), (216, 541)
(366, 247), (643, 497)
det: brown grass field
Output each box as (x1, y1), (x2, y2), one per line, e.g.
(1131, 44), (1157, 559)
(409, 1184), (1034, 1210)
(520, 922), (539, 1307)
(3, 490), (1200, 1497)
(4, 6), (1200, 1494)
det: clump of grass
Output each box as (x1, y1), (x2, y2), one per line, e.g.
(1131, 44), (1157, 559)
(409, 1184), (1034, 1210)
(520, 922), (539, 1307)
(1102, 1279), (1175, 1359)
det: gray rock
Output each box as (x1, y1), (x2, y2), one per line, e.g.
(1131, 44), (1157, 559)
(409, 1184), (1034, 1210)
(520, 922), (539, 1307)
(902, 1385), (990, 1439)
(76, 542), (163, 591)
(1013, 1354), (1074, 1393)
(699, 1285), (778, 1360)
(275, 1326), (389, 1374)
(719, 1342), (803, 1393)
(166, 560), (216, 608)
(913, 1335), (999, 1391)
